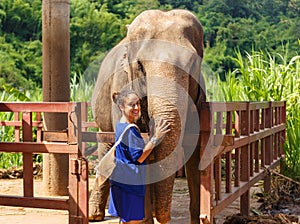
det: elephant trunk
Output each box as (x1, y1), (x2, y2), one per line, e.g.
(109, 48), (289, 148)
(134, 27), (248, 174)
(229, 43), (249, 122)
(146, 62), (189, 223)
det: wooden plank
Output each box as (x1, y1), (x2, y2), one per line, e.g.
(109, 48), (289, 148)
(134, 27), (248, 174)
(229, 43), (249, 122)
(0, 142), (72, 153)
(272, 101), (285, 107)
(249, 101), (269, 110)
(214, 134), (234, 147)
(69, 153), (79, 223)
(43, 131), (68, 142)
(215, 156), (222, 201)
(78, 158), (89, 224)
(200, 164), (212, 222)
(82, 122), (98, 128)
(0, 195), (68, 210)
(212, 160), (281, 217)
(222, 124), (286, 153)
(234, 148), (240, 187)
(225, 152), (232, 193)
(0, 121), (43, 127)
(250, 142), (254, 176)
(0, 121), (22, 126)
(14, 112), (20, 142)
(36, 112), (42, 143)
(211, 169), (265, 216)
(254, 109), (260, 132)
(254, 141), (260, 172)
(240, 145), (250, 182)
(22, 112), (33, 198)
(265, 103), (273, 165)
(81, 102), (88, 156)
(0, 102), (71, 113)
(211, 102), (247, 112)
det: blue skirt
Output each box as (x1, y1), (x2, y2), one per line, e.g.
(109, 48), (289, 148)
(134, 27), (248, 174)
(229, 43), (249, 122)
(108, 185), (145, 222)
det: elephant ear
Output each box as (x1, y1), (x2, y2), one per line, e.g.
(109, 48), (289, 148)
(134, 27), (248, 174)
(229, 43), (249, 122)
(91, 41), (129, 127)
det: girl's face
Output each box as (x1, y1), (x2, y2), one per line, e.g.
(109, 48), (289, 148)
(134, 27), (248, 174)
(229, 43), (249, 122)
(120, 93), (141, 123)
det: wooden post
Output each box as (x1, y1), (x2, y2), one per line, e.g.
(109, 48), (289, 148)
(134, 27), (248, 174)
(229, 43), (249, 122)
(22, 112), (34, 197)
(234, 111), (241, 187)
(240, 102), (250, 216)
(68, 103), (89, 224)
(200, 103), (212, 223)
(264, 102), (273, 194)
(215, 112), (222, 201)
(225, 111), (232, 193)
(265, 102), (273, 165)
(42, 0), (70, 196)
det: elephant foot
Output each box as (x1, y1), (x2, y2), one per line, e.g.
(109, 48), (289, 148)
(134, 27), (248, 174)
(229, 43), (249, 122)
(88, 202), (105, 221)
(140, 217), (154, 224)
(89, 214), (104, 222)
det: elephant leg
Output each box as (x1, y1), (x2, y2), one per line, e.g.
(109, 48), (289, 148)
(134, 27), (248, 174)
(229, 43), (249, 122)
(88, 178), (110, 221)
(88, 143), (110, 221)
(141, 184), (154, 224)
(154, 175), (175, 224)
(185, 146), (200, 224)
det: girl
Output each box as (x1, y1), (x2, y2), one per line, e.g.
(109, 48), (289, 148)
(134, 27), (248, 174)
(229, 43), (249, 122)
(109, 89), (170, 224)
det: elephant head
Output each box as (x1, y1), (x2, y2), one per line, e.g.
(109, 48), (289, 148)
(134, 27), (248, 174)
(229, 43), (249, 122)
(91, 9), (206, 224)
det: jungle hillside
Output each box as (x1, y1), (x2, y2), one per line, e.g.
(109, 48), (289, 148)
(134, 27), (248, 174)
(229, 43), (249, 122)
(0, 0), (299, 180)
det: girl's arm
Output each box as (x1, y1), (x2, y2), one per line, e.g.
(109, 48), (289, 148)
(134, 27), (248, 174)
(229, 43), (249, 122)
(137, 118), (170, 163)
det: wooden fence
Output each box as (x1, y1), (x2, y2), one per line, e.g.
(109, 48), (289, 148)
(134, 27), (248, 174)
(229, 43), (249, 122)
(79, 101), (286, 223)
(0, 101), (286, 224)
(199, 101), (286, 223)
(0, 102), (89, 224)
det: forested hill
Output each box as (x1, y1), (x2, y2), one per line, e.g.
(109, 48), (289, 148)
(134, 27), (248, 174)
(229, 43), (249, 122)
(0, 0), (299, 89)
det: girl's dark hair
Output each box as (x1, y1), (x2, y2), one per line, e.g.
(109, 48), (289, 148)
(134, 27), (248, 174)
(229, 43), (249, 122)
(112, 89), (138, 107)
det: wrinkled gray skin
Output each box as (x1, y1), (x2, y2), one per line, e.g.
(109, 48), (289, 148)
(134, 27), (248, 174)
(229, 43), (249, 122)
(90, 9), (206, 224)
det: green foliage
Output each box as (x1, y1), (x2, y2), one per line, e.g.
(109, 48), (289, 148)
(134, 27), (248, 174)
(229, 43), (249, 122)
(284, 99), (300, 180)
(196, 0), (299, 79)
(1, 0), (42, 40)
(2, 84), (30, 101)
(0, 0), (299, 90)
(0, 34), (42, 88)
(70, 0), (124, 74)
(158, 0), (202, 10)
(0, 153), (22, 169)
(70, 72), (95, 102)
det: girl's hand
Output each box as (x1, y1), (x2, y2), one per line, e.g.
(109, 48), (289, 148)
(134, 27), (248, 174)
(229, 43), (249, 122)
(153, 118), (171, 140)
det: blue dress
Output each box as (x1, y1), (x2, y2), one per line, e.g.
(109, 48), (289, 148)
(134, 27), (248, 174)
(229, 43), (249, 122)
(108, 122), (146, 222)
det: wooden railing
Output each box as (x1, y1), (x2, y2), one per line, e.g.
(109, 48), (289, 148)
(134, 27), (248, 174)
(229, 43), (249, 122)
(0, 101), (286, 224)
(199, 101), (286, 223)
(0, 102), (88, 224)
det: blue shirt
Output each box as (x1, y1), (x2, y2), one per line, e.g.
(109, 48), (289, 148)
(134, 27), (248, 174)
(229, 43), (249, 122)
(110, 122), (146, 196)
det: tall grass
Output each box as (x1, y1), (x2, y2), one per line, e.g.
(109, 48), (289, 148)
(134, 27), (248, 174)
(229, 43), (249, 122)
(204, 50), (300, 181)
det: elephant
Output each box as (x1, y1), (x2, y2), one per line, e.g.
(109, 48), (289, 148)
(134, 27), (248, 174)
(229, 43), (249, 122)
(89, 9), (206, 224)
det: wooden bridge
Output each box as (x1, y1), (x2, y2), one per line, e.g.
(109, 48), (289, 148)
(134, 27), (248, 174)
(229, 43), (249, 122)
(0, 101), (286, 224)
